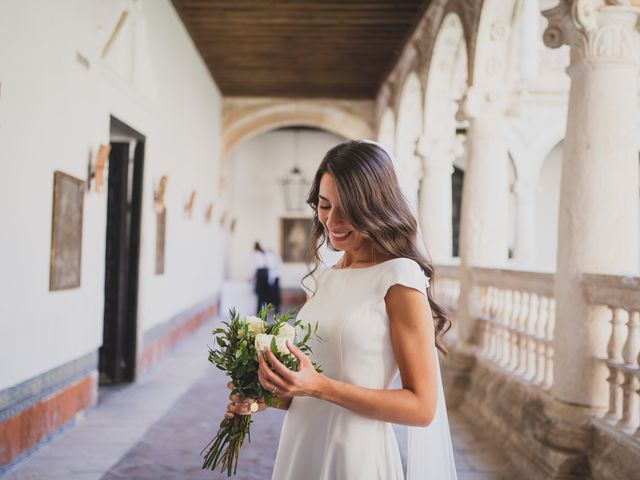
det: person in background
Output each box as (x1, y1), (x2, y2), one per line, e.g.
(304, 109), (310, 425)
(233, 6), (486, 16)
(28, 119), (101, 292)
(265, 248), (282, 313)
(253, 241), (270, 314)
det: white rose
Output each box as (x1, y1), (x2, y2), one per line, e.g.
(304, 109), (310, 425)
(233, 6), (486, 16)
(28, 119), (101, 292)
(275, 336), (293, 356)
(277, 322), (296, 340)
(255, 334), (275, 352)
(244, 315), (266, 335)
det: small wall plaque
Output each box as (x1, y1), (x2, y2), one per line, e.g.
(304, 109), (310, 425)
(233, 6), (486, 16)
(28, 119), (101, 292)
(49, 171), (85, 290)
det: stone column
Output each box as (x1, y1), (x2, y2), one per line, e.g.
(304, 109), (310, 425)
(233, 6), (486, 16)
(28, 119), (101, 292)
(401, 154), (423, 217)
(415, 136), (455, 263)
(543, 0), (640, 408)
(456, 87), (511, 343)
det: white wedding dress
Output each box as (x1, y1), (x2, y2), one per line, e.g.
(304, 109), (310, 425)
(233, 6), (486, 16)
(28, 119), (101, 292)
(271, 257), (457, 479)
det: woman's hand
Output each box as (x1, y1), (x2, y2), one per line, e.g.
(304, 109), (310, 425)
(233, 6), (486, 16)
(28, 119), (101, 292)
(257, 340), (324, 398)
(224, 381), (267, 419)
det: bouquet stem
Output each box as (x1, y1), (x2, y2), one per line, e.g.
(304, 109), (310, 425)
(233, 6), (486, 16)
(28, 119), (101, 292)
(201, 414), (252, 475)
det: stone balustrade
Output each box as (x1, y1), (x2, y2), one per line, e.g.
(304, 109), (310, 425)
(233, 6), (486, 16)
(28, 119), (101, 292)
(436, 264), (555, 388)
(434, 263), (460, 311)
(583, 273), (640, 439)
(472, 267), (555, 389)
(435, 263), (640, 477)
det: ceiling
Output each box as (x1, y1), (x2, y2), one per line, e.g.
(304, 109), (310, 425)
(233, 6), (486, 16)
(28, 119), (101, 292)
(171, 1), (429, 99)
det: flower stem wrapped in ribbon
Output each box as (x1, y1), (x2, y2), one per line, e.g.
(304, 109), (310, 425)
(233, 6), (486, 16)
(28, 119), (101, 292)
(201, 304), (322, 476)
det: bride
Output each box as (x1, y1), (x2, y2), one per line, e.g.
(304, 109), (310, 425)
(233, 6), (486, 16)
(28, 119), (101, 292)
(225, 140), (457, 479)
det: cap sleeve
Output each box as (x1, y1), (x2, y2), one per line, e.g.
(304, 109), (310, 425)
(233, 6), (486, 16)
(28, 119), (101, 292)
(379, 258), (430, 298)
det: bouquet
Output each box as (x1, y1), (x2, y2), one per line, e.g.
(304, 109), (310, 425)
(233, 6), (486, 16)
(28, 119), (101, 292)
(201, 304), (322, 476)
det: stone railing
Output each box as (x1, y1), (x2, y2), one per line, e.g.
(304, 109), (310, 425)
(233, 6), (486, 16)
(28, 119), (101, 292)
(434, 264), (556, 389)
(434, 263), (461, 310)
(583, 273), (640, 439)
(473, 267), (556, 389)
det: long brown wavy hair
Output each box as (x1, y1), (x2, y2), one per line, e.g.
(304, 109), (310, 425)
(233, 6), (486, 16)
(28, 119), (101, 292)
(302, 139), (452, 355)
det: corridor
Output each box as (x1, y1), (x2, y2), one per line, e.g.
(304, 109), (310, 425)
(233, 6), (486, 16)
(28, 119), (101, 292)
(4, 318), (510, 480)
(2, 1), (639, 478)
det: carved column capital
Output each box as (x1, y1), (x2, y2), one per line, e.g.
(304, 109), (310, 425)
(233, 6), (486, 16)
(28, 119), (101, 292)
(543, 0), (640, 65)
(456, 85), (518, 122)
(414, 135), (458, 176)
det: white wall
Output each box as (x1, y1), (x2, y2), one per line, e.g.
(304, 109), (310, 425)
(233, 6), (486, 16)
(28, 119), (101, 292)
(0, 0), (224, 389)
(226, 129), (344, 289)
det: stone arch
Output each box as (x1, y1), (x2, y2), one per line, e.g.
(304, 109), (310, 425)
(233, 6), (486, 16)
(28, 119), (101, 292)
(470, 0), (522, 90)
(417, 11), (468, 262)
(222, 99), (374, 158)
(396, 72), (422, 158)
(395, 71), (423, 212)
(424, 12), (467, 146)
(389, 50), (422, 120)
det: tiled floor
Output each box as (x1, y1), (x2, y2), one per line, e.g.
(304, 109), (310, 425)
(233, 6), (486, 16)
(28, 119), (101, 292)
(3, 317), (510, 480)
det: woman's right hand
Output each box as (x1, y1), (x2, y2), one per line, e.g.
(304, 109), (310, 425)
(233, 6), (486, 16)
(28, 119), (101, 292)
(224, 381), (267, 419)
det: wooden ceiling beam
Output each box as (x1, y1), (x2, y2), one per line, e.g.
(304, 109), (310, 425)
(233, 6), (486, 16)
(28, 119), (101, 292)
(171, 0), (428, 98)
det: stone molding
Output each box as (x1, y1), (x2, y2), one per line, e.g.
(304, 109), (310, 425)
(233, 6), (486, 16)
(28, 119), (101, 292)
(0, 374), (97, 470)
(141, 294), (218, 348)
(543, 0), (640, 65)
(0, 352), (97, 423)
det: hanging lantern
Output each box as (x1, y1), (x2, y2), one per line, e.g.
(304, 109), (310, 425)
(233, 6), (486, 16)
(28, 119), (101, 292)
(279, 129), (309, 212)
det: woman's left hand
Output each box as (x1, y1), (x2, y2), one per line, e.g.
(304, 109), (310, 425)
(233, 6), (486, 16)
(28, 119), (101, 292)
(258, 340), (323, 398)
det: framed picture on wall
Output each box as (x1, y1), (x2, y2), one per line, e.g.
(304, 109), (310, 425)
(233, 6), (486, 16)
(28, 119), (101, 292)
(49, 171), (85, 291)
(280, 217), (313, 263)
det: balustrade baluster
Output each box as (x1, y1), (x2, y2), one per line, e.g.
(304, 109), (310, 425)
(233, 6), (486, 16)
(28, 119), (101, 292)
(501, 290), (513, 367)
(524, 294), (539, 381)
(543, 299), (555, 389)
(495, 289), (506, 363)
(605, 307), (626, 423)
(534, 296), (549, 386)
(479, 286), (490, 356)
(617, 311), (639, 432)
(481, 285), (490, 318)
(488, 287), (498, 359)
(516, 292), (530, 376)
(508, 291), (522, 371)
